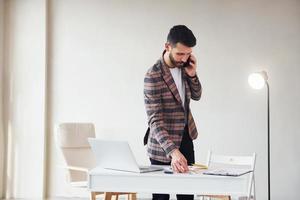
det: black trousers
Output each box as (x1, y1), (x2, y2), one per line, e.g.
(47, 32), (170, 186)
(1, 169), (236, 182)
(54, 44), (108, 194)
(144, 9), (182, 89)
(150, 125), (195, 200)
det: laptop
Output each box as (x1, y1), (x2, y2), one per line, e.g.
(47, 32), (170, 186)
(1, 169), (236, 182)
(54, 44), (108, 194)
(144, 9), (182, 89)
(88, 138), (164, 173)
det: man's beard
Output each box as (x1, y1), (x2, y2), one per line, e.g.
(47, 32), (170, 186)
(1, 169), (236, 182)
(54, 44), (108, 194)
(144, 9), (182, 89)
(169, 53), (184, 68)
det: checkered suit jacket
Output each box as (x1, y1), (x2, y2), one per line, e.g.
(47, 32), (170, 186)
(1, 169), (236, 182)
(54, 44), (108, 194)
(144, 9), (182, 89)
(144, 57), (202, 163)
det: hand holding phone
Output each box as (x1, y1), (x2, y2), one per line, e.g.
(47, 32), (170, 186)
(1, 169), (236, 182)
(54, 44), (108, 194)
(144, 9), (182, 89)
(183, 55), (197, 77)
(183, 56), (195, 68)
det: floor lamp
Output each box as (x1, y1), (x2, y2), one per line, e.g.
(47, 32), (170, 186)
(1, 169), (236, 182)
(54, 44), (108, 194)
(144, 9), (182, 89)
(248, 71), (270, 200)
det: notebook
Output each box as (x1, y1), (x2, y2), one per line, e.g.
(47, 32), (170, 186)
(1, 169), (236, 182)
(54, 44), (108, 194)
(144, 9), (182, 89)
(88, 138), (163, 173)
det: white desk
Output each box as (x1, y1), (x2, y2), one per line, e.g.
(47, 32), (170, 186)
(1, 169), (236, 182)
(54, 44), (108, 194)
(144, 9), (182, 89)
(88, 166), (251, 196)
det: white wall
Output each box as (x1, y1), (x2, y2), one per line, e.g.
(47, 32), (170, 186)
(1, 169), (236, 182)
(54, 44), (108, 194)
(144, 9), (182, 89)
(1, 0), (299, 199)
(2, 0), (47, 198)
(47, 0), (300, 200)
(0, 0), (5, 198)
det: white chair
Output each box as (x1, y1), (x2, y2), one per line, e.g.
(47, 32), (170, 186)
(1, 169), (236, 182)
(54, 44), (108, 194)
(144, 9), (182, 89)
(199, 151), (256, 200)
(57, 123), (136, 200)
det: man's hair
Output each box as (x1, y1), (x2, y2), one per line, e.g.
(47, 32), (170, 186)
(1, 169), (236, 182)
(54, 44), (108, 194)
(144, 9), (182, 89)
(167, 25), (196, 47)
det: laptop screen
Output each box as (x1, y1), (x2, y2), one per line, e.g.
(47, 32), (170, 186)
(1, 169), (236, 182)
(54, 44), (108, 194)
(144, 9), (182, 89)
(88, 139), (141, 173)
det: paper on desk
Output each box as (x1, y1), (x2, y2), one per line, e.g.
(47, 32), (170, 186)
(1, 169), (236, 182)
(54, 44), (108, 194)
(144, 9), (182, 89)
(203, 168), (253, 177)
(188, 166), (206, 174)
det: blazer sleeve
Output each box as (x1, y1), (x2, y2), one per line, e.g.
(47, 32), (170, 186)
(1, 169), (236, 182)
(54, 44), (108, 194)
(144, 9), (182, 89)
(144, 71), (176, 157)
(186, 74), (202, 101)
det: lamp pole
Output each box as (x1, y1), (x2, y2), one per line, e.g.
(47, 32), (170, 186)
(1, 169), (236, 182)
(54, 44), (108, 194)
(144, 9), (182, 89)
(248, 71), (270, 200)
(266, 81), (270, 200)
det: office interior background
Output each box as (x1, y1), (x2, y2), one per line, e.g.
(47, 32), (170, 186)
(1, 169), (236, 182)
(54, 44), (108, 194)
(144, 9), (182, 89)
(0, 0), (299, 199)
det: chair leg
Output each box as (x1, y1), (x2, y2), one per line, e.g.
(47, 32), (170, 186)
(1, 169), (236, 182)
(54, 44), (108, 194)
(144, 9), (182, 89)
(253, 176), (256, 200)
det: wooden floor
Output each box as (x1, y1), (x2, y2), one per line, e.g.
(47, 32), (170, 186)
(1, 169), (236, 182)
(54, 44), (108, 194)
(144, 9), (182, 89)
(0, 197), (216, 200)
(0, 197), (206, 200)
(1, 198), (152, 200)
(1, 194), (215, 200)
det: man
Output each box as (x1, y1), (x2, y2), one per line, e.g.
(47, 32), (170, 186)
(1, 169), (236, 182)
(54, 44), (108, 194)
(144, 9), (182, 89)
(144, 25), (202, 200)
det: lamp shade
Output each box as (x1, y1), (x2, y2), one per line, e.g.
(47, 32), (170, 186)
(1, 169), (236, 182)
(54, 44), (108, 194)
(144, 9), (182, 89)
(248, 71), (268, 89)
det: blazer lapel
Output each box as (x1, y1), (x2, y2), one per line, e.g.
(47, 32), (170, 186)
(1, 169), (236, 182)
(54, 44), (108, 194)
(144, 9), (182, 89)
(160, 60), (182, 105)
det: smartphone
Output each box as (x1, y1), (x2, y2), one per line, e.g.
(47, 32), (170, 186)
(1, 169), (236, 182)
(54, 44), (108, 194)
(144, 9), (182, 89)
(183, 56), (193, 68)
(163, 167), (174, 174)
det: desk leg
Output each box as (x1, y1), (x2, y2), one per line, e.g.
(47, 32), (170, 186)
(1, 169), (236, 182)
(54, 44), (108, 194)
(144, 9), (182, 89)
(129, 193), (137, 200)
(90, 192), (96, 200)
(104, 192), (113, 200)
(90, 191), (105, 200)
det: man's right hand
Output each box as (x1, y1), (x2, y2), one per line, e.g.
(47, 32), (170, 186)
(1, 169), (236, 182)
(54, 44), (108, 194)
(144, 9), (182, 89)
(170, 149), (189, 173)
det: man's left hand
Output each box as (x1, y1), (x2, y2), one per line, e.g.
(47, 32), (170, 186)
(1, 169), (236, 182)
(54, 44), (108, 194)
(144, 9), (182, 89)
(184, 54), (197, 77)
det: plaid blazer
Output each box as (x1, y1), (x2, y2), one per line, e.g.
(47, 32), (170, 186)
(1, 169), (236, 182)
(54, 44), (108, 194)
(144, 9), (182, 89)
(144, 57), (202, 163)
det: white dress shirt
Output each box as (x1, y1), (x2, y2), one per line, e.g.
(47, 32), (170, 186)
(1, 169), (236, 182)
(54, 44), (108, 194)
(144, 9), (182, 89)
(169, 68), (185, 107)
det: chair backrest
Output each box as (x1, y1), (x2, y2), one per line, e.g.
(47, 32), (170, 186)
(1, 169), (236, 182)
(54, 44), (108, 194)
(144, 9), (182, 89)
(206, 151), (256, 199)
(206, 151), (256, 170)
(57, 123), (96, 182)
